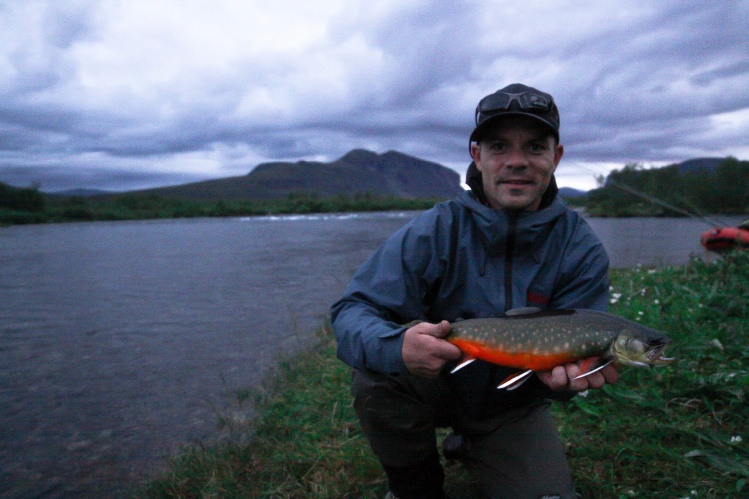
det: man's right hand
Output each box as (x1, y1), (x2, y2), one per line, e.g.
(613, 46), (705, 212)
(402, 320), (462, 378)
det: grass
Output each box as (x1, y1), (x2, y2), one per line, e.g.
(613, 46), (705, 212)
(140, 252), (749, 498)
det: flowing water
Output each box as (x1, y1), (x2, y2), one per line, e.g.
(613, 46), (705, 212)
(0, 212), (743, 497)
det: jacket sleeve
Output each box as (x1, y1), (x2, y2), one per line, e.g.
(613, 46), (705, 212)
(330, 209), (449, 374)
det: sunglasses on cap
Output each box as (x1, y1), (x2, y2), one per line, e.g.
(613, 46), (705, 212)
(475, 90), (554, 125)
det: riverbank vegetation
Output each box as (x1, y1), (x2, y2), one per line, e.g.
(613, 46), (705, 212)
(0, 185), (440, 226)
(582, 157), (749, 217)
(141, 252), (749, 498)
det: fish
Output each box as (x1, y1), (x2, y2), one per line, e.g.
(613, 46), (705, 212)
(446, 308), (675, 390)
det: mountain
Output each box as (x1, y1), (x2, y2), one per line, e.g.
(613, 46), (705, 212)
(558, 187), (588, 198)
(49, 188), (117, 197)
(676, 157), (725, 174)
(125, 149), (463, 201)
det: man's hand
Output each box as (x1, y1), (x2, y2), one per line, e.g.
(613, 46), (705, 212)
(536, 359), (619, 392)
(402, 320), (462, 378)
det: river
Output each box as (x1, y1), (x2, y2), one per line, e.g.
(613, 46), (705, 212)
(0, 212), (743, 497)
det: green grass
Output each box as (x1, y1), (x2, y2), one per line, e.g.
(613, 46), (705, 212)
(141, 252), (749, 498)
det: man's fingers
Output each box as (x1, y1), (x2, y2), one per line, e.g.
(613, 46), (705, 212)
(402, 321), (461, 377)
(537, 359), (620, 392)
(411, 320), (451, 338)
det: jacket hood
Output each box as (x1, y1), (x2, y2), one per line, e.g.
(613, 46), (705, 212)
(458, 166), (567, 254)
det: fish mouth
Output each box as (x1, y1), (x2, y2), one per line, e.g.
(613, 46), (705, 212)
(647, 342), (675, 365)
(614, 334), (676, 367)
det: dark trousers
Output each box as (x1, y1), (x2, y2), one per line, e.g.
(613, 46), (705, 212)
(352, 368), (575, 499)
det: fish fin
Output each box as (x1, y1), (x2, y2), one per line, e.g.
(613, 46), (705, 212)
(450, 356), (476, 374)
(572, 358), (614, 380)
(497, 370), (534, 390)
(505, 307), (542, 317)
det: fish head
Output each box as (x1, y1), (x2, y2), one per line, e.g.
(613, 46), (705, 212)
(611, 326), (675, 367)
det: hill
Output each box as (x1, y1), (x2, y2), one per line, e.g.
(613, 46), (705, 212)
(558, 187), (588, 198)
(125, 149), (463, 201)
(588, 156), (749, 216)
(676, 157), (725, 174)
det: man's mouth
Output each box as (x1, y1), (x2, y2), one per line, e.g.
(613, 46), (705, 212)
(499, 178), (532, 186)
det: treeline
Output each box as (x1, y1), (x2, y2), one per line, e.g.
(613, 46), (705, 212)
(0, 182), (45, 213)
(0, 185), (440, 225)
(583, 157), (749, 217)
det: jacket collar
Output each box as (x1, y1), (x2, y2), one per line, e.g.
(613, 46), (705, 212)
(457, 177), (567, 254)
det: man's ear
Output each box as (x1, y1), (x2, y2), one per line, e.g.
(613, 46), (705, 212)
(470, 142), (482, 170)
(553, 143), (564, 168)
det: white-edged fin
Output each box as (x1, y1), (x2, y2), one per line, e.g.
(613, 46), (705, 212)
(572, 359), (614, 380)
(497, 369), (534, 390)
(450, 358), (476, 374)
(505, 307), (542, 317)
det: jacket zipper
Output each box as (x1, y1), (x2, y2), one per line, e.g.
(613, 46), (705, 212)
(504, 212), (518, 312)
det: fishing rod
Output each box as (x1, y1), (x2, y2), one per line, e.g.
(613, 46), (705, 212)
(605, 178), (728, 228)
(569, 163), (730, 228)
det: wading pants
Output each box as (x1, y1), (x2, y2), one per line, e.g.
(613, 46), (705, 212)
(351, 368), (575, 499)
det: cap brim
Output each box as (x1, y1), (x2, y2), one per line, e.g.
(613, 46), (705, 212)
(469, 112), (559, 143)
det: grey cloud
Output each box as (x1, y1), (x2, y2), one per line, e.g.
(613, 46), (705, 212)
(0, 0), (747, 192)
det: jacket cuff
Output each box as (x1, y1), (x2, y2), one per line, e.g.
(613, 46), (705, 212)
(370, 325), (408, 374)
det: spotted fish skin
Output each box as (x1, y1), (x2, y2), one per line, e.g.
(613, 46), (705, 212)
(447, 309), (673, 372)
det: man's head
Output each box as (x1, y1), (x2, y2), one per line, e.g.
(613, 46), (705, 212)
(470, 83), (559, 144)
(469, 84), (563, 211)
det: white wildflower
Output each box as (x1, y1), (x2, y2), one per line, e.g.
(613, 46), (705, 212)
(654, 299), (660, 305)
(731, 435), (742, 443)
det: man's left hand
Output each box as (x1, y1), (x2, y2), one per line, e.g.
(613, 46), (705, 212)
(536, 360), (619, 392)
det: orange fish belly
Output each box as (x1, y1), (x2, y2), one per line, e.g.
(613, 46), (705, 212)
(449, 337), (580, 371)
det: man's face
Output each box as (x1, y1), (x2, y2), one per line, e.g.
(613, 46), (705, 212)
(470, 116), (564, 211)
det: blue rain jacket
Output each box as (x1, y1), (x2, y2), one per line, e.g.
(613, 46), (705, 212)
(331, 182), (610, 416)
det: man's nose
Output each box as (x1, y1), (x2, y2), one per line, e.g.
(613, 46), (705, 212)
(505, 147), (529, 168)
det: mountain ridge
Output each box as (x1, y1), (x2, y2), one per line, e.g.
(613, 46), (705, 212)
(117, 149), (463, 201)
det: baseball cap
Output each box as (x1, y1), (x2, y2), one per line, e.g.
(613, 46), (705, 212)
(469, 83), (560, 144)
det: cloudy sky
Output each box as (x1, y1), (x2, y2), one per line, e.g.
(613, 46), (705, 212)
(1, 0), (748, 192)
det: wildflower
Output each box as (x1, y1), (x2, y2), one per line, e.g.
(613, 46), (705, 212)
(731, 435), (742, 443)
(648, 269), (657, 275)
(654, 299), (660, 305)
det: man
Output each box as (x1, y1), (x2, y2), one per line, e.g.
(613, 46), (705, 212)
(331, 83), (618, 498)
